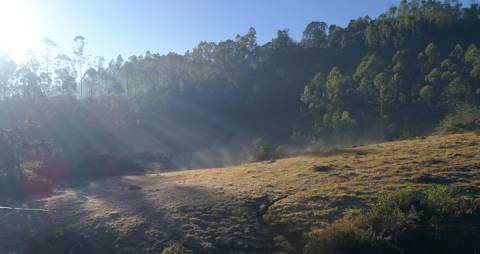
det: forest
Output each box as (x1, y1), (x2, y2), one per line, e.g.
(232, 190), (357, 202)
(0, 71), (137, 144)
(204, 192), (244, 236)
(1, 0), (480, 199)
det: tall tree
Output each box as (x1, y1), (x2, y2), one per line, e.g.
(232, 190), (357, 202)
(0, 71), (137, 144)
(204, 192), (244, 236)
(40, 37), (57, 95)
(73, 35), (86, 97)
(301, 21), (328, 48)
(0, 54), (16, 99)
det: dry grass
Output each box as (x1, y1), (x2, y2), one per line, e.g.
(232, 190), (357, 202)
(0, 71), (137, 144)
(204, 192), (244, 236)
(8, 132), (480, 253)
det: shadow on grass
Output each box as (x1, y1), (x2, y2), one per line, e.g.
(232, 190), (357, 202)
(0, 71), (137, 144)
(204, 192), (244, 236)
(309, 147), (369, 158)
(20, 178), (287, 253)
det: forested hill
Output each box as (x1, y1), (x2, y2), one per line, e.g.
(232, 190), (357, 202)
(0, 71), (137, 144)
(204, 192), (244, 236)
(1, 0), (480, 164)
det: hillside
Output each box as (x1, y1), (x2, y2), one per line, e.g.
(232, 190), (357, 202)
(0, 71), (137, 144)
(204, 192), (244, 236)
(2, 132), (480, 253)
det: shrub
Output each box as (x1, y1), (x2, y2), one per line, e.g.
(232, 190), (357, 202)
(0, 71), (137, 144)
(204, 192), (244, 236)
(250, 138), (273, 161)
(0, 128), (55, 200)
(0, 127), (146, 201)
(424, 185), (455, 211)
(304, 187), (480, 254)
(304, 222), (398, 254)
(364, 189), (424, 240)
(250, 138), (286, 161)
(437, 104), (480, 133)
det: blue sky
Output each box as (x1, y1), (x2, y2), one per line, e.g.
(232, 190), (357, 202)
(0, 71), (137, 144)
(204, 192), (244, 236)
(0, 0), (471, 62)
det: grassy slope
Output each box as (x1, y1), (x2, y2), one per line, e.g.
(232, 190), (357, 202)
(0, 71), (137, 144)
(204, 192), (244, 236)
(8, 133), (480, 253)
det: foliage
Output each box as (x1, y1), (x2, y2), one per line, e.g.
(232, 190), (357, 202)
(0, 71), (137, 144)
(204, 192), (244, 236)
(0, 125), (147, 200)
(304, 187), (480, 254)
(249, 138), (286, 162)
(250, 138), (274, 161)
(437, 104), (480, 133)
(0, 1), (479, 149)
(304, 222), (399, 254)
(0, 128), (54, 200)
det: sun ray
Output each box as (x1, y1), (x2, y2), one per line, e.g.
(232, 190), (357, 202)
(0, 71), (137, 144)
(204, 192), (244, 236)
(0, 0), (43, 61)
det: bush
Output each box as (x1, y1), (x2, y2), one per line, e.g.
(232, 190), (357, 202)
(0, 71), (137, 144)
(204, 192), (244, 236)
(0, 128), (54, 200)
(304, 222), (398, 254)
(0, 127), (147, 201)
(304, 187), (480, 254)
(437, 104), (480, 133)
(250, 138), (273, 161)
(250, 138), (286, 162)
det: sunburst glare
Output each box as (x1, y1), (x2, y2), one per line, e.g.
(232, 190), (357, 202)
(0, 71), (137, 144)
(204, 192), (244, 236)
(0, 0), (43, 61)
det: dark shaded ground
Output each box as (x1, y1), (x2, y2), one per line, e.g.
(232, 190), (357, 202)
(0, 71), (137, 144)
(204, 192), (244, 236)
(16, 178), (287, 254)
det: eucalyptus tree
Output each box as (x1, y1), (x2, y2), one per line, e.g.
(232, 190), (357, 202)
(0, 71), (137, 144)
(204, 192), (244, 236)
(40, 37), (57, 95)
(73, 35), (86, 97)
(0, 54), (16, 100)
(54, 54), (77, 96)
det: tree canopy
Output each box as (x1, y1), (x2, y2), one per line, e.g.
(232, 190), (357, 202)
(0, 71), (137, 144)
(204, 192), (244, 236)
(0, 0), (480, 157)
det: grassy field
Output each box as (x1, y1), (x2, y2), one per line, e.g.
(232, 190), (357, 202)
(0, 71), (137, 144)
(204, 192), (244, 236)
(3, 132), (480, 253)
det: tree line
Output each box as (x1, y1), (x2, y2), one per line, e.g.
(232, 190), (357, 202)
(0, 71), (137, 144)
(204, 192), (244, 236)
(1, 0), (480, 153)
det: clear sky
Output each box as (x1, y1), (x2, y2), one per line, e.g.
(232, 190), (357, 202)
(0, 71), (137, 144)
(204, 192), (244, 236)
(0, 0), (471, 62)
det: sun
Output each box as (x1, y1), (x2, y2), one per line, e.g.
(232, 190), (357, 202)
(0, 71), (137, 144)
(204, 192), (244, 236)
(0, 0), (42, 61)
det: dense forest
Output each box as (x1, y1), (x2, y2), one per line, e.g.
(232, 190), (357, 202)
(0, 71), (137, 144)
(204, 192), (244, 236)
(2, 0), (480, 198)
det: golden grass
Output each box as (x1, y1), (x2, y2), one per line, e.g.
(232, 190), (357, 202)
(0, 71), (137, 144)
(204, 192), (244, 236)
(35, 132), (480, 253)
